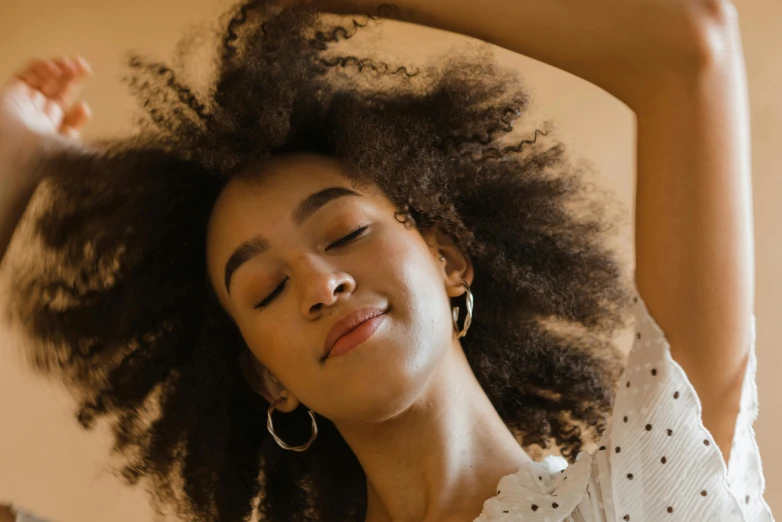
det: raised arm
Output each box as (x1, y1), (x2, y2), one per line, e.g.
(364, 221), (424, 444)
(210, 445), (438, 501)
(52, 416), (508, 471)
(321, 0), (730, 108)
(320, 0), (753, 466)
(0, 57), (93, 268)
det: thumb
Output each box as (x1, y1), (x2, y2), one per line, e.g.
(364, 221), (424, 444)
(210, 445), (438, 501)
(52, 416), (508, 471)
(60, 126), (80, 141)
(60, 100), (91, 131)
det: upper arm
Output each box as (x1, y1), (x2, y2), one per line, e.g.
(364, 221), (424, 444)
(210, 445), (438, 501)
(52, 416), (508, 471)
(632, 20), (753, 467)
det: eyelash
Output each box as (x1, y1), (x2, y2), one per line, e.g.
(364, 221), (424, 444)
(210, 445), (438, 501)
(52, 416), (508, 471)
(253, 225), (369, 310)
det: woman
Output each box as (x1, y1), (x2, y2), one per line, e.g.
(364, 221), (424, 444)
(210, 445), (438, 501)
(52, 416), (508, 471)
(0, 0), (771, 521)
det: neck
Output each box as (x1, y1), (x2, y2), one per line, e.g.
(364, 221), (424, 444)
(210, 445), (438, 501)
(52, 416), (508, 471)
(334, 342), (532, 522)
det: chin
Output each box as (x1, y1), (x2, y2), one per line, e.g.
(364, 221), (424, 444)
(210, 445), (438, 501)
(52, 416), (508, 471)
(323, 337), (445, 424)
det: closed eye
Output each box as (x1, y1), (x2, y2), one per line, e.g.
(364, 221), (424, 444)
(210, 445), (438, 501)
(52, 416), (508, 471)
(326, 225), (369, 251)
(254, 225), (369, 310)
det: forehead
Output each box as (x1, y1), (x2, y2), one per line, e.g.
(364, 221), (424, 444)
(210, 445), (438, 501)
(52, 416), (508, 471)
(238, 152), (357, 198)
(209, 153), (364, 236)
(205, 154), (377, 283)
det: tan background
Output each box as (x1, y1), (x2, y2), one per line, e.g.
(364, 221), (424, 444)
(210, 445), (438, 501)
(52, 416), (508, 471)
(0, 1), (778, 521)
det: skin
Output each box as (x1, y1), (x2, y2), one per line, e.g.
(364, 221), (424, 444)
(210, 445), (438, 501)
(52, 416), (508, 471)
(206, 1), (753, 518)
(0, 57), (88, 522)
(205, 154), (533, 522)
(0, 56), (91, 267)
(0, 0), (752, 519)
(323, 0), (754, 469)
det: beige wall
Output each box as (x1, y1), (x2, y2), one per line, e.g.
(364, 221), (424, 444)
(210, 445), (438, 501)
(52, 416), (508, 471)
(0, 1), (778, 520)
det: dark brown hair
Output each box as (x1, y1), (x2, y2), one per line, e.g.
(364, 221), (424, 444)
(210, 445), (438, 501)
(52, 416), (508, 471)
(8, 1), (635, 520)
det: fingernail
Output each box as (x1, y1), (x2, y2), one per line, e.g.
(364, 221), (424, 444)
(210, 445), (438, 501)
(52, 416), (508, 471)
(75, 56), (93, 75)
(62, 56), (76, 75)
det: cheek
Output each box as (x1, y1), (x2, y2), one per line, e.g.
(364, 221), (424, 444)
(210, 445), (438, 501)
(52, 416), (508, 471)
(241, 316), (308, 381)
(375, 233), (453, 346)
(242, 327), (329, 408)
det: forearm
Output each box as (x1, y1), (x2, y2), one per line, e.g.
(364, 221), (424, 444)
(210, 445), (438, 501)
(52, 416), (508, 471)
(0, 158), (40, 268)
(323, 0), (720, 109)
(634, 48), (754, 358)
(329, 0), (572, 66)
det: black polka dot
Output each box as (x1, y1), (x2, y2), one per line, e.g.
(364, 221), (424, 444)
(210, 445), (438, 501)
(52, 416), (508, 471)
(704, 439), (710, 446)
(497, 490), (500, 495)
(637, 333), (641, 340)
(645, 424), (653, 431)
(627, 381), (631, 388)
(667, 507), (674, 513)
(538, 476), (542, 481)
(674, 391), (680, 399)
(531, 504), (538, 511)
(633, 297), (638, 303)
(651, 368), (657, 376)
(624, 416), (628, 423)
(564, 476), (567, 481)
(616, 446), (621, 453)
(746, 495), (750, 504)
(503, 510), (509, 513)
(627, 473), (634, 480)
(553, 503), (559, 508)
(661, 456), (667, 464)
(701, 490), (708, 496)
(624, 515), (630, 521)
(599, 445), (606, 450)
(667, 429), (673, 436)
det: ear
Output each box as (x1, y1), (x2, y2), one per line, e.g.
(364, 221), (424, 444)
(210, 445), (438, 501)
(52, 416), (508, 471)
(422, 226), (474, 298)
(237, 350), (300, 413)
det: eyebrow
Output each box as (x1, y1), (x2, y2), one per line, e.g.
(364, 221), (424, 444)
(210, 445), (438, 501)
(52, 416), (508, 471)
(223, 186), (361, 296)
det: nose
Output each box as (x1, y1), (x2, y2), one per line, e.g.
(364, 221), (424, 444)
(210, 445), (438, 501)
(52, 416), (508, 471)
(297, 257), (356, 317)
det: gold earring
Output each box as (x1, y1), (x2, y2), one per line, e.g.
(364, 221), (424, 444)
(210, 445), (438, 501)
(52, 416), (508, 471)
(451, 279), (473, 338)
(267, 398), (318, 452)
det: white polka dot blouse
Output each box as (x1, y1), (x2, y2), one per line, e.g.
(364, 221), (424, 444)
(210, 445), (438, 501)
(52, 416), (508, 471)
(474, 289), (774, 522)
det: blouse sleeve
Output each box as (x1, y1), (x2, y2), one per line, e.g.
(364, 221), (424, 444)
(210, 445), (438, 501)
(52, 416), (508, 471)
(472, 288), (774, 522)
(582, 290), (775, 522)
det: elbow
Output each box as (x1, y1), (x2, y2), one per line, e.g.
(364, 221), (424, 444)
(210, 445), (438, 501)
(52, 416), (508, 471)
(691, 0), (742, 68)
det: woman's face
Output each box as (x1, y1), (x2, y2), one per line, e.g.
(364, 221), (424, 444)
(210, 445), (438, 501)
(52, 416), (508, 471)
(205, 153), (471, 423)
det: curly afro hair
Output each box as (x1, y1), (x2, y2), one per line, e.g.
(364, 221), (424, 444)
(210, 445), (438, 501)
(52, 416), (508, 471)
(6, 1), (637, 520)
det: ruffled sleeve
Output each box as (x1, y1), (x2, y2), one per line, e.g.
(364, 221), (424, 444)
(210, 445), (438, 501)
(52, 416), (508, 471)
(474, 290), (774, 522)
(590, 292), (774, 521)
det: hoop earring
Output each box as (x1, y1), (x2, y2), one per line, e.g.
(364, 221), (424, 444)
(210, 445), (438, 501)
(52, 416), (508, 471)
(451, 279), (474, 338)
(267, 398), (318, 452)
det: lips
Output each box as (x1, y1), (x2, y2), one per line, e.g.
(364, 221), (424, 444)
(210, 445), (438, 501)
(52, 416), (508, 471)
(323, 306), (388, 359)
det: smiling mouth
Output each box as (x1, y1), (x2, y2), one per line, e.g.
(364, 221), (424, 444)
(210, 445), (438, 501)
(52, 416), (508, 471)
(322, 307), (390, 362)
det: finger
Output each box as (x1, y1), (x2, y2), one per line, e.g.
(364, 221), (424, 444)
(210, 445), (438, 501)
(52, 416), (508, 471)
(55, 56), (79, 77)
(61, 101), (91, 129)
(50, 56), (88, 107)
(73, 56), (93, 76)
(49, 56), (78, 103)
(60, 126), (81, 141)
(15, 60), (48, 91)
(31, 59), (62, 98)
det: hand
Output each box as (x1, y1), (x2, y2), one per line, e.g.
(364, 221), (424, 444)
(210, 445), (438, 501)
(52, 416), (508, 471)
(0, 56), (92, 179)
